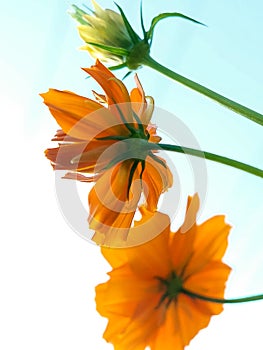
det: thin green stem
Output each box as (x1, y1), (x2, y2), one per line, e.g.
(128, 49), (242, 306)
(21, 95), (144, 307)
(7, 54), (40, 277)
(156, 143), (263, 178)
(109, 63), (127, 71)
(182, 288), (263, 304)
(143, 55), (263, 126)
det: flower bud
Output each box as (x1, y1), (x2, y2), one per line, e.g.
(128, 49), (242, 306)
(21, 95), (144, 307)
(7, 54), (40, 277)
(71, 1), (134, 64)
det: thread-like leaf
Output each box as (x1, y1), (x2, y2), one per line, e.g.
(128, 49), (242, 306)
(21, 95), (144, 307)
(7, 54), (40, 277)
(147, 12), (206, 41)
(114, 3), (141, 44)
(140, 1), (147, 42)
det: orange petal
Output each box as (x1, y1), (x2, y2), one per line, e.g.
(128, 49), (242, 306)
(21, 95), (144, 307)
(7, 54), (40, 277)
(130, 74), (146, 119)
(84, 59), (115, 79)
(124, 206), (171, 247)
(184, 260), (231, 302)
(117, 296), (164, 350)
(142, 155), (173, 212)
(83, 61), (136, 128)
(176, 293), (217, 346)
(45, 139), (114, 173)
(89, 160), (142, 245)
(62, 172), (100, 182)
(100, 207), (170, 254)
(97, 268), (157, 306)
(180, 194), (200, 233)
(96, 269), (163, 350)
(130, 75), (155, 129)
(150, 303), (184, 350)
(169, 194), (229, 278)
(40, 89), (126, 139)
(169, 229), (196, 278)
(121, 233), (172, 273)
(130, 74), (145, 104)
(142, 97), (155, 126)
(83, 60), (130, 106)
(184, 215), (231, 277)
(51, 129), (83, 142)
(151, 293), (220, 350)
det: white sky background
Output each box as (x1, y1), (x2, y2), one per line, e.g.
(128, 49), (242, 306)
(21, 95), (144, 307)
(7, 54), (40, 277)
(1, 0), (263, 349)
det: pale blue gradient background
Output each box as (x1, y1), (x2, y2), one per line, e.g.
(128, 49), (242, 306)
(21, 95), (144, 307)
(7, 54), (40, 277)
(1, 0), (263, 349)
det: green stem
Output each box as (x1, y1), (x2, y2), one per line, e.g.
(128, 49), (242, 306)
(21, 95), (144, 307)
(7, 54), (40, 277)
(182, 288), (263, 304)
(109, 63), (127, 71)
(156, 143), (263, 178)
(142, 55), (263, 126)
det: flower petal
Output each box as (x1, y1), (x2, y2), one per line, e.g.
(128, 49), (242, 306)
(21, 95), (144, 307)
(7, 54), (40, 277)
(150, 303), (184, 350)
(130, 74), (146, 116)
(89, 160), (141, 245)
(176, 293), (218, 346)
(184, 216), (231, 277)
(45, 139), (113, 172)
(130, 75), (155, 128)
(169, 195), (202, 276)
(142, 155), (173, 212)
(184, 260), (231, 302)
(40, 89), (126, 139)
(96, 268), (163, 350)
(83, 60), (130, 106)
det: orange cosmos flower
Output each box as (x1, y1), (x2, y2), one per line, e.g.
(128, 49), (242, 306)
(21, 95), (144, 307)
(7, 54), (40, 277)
(41, 60), (172, 246)
(96, 194), (231, 350)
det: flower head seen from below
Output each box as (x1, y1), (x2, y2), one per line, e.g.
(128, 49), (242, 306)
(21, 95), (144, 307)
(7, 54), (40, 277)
(41, 60), (172, 247)
(96, 194), (231, 350)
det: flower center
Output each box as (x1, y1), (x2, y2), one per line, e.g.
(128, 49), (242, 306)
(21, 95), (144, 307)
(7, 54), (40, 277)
(156, 271), (183, 308)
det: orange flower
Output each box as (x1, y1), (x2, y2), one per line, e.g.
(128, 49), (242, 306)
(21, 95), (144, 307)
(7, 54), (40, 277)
(41, 60), (172, 246)
(96, 194), (231, 350)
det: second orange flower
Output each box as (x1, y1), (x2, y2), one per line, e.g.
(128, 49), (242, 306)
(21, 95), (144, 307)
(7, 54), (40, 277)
(41, 60), (172, 246)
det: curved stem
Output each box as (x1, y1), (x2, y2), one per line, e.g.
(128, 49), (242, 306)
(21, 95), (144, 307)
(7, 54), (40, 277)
(181, 288), (263, 304)
(156, 143), (263, 178)
(142, 55), (263, 126)
(109, 63), (127, 71)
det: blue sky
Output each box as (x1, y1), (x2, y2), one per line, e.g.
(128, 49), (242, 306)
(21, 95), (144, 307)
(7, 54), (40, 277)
(1, 0), (263, 349)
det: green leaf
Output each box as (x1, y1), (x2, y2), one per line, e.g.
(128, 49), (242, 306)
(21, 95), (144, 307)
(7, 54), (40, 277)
(147, 12), (206, 42)
(86, 42), (130, 56)
(114, 2), (141, 44)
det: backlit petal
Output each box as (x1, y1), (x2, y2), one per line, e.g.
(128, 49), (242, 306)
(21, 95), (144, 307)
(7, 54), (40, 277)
(45, 139), (113, 172)
(150, 303), (184, 350)
(184, 216), (231, 278)
(184, 261), (231, 302)
(40, 89), (125, 139)
(89, 160), (142, 245)
(143, 155), (173, 212)
(83, 60), (130, 106)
